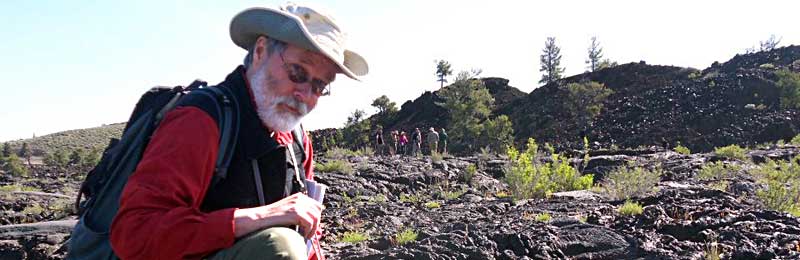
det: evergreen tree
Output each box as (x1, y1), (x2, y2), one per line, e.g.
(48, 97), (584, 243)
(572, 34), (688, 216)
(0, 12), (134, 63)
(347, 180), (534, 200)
(586, 36), (603, 72)
(435, 60), (453, 88)
(371, 95), (397, 115)
(439, 71), (494, 152)
(565, 81), (614, 133)
(342, 109), (371, 150)
(480, 115), (514, 153)
(3, 154), (28, 176)
(539, 37), (565, 84)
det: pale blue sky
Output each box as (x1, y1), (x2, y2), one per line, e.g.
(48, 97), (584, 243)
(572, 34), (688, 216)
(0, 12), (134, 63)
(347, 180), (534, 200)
(1, 0), (798, 142)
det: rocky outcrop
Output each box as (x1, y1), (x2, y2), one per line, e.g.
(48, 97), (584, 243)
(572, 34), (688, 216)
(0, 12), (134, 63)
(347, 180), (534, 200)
(3, 145), (800, 259)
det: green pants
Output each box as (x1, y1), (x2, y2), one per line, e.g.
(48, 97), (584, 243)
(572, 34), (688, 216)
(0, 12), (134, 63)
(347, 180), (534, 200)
(208, 227), (307, 260)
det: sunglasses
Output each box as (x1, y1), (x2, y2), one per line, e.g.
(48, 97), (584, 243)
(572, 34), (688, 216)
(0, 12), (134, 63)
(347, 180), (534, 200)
(279, 52), (332, 96)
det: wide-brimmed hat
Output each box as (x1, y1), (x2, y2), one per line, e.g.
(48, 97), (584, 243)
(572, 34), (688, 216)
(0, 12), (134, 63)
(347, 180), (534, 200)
(230, 3), (368, 80)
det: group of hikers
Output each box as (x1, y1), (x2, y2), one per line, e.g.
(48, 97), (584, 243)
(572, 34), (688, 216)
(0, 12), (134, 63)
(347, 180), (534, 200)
(372, 126), (447, 156)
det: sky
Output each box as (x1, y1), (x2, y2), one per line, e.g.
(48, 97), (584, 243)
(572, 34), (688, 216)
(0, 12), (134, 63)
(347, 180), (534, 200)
(1, 0), (798, 142)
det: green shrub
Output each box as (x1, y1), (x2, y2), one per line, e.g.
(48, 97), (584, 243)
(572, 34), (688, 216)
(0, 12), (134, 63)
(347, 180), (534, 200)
(775, 69), (800, 109)
(463, 164), (477, 183)
(431, 151), (443, 163)
(713, 145), (747, 160)
(369, 194), (387, 204)
(791, 134), (800, 145)
(325, 146), (356, 160)
(44, 150), (69, 168)
(674, 145), (691, 155)
(535, 213), (552, 222)
(22, 204), (44, 216)
(440, 189), (465, 200)
(424, 201), (440, 209)
(704, 242), (721, 260)
(697, 161), (741, 181)
(601, 163), (661, 200)
(400, 193), (423, 204)
(505, 138), (594, 199)
(2, 154), (28, 176)
(69, 149), (84, 165)
(340, 231), (369, 243)
(753, 156), (800, 216)
(316, 159), (353, 174)
(394, 228), (418, 245)
(618, 200), (643, 216)
(0, 184), (39, 192)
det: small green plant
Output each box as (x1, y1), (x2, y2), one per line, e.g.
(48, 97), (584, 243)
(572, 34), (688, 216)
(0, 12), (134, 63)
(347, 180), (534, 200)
(775, 69), (800, 109)
(602, 163), (661, 200)
(431, 151), (443, 163)
(22, 204), (45, 216)
(688, 71), (701, 79)
(356, 146), (374, 156)
(463, 164), (477, 183)
(440, 189), (466, 200)
(578, 215), (588, 223)
(495, 191), (509, 198)
(340, 231), (370, 243)
(704, 241), (721, 260)
(505, 138), (594, 199)
(618, 200), (643, 216)
(424, 201), (440, 209)
(753, 156), (800, 216)
(394, 228), (418, 245)
(316, 159), (354, 174)
(697, 161), (741, 181)
(400, 193), (423, 204)
(791, 134), (800, 145)
(535, 213), (552, 222)
(0, 184), (39, 192)
(713, 144), (747, 161)
(325, 146), (357, 160)
(674, 145), (691, 155)
(369, 194), (387, 204)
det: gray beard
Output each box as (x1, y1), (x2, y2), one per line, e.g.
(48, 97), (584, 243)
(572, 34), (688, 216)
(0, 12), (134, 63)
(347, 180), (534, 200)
(248, 63), (309, 132)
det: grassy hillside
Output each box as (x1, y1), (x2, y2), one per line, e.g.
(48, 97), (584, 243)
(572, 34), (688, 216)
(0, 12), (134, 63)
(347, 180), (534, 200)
(4, 123), (124, 156)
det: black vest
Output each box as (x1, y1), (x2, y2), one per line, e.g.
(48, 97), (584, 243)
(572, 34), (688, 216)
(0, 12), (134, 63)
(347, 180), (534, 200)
(175, 66), (306, 212)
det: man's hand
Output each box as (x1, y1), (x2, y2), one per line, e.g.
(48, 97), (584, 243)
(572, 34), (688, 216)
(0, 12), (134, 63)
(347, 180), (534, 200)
(233, 193), (324, 239)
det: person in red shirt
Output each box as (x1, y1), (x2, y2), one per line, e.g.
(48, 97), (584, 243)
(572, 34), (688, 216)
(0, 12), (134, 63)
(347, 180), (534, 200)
(109, 3), (368, 260)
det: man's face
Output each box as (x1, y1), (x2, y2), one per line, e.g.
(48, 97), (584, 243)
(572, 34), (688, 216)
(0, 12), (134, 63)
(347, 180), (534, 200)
(247, 40), (339, 132)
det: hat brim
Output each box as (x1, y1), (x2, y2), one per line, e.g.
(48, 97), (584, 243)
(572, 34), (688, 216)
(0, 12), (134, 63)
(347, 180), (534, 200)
(230, 7), (368, 80)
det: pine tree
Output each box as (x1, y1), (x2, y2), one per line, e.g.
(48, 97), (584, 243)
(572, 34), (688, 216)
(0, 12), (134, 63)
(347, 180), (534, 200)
(539, 37), (565, 84)
(586, 36), (603, 72)
(439, 71), (494, 152)
(435, 60), (453, 88)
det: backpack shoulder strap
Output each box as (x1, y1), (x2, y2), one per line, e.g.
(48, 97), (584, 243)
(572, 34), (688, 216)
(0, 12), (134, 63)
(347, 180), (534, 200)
(191, 85), (240, 186)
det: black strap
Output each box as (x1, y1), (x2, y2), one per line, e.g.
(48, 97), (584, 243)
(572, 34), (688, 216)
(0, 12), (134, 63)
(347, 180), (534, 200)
(193, 85), (240, 186)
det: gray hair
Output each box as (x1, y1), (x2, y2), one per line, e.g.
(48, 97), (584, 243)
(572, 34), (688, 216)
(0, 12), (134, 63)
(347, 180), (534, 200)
(243, 38), (287, 68)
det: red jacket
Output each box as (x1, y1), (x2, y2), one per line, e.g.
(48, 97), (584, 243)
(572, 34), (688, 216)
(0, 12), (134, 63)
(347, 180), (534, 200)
(110, 69), (320, 259)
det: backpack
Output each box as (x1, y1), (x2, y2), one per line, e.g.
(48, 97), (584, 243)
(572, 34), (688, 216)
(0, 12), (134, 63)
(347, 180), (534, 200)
(66, 80), (241, 260)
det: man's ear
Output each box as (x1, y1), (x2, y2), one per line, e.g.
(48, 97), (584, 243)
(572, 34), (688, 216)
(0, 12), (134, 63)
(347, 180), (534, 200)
(251, 36), (269, 68)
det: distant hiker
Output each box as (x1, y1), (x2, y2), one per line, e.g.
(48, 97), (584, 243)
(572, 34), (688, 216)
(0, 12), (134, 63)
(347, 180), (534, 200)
(399, 131), (409, 155)
(426, 127), (439, 155)
(412, 128), (422, 156)
(439, 128), (448, 154)
(374, 127), (385, 155)
(390, 130), (399, 155)
(70, 3), (370, 260)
